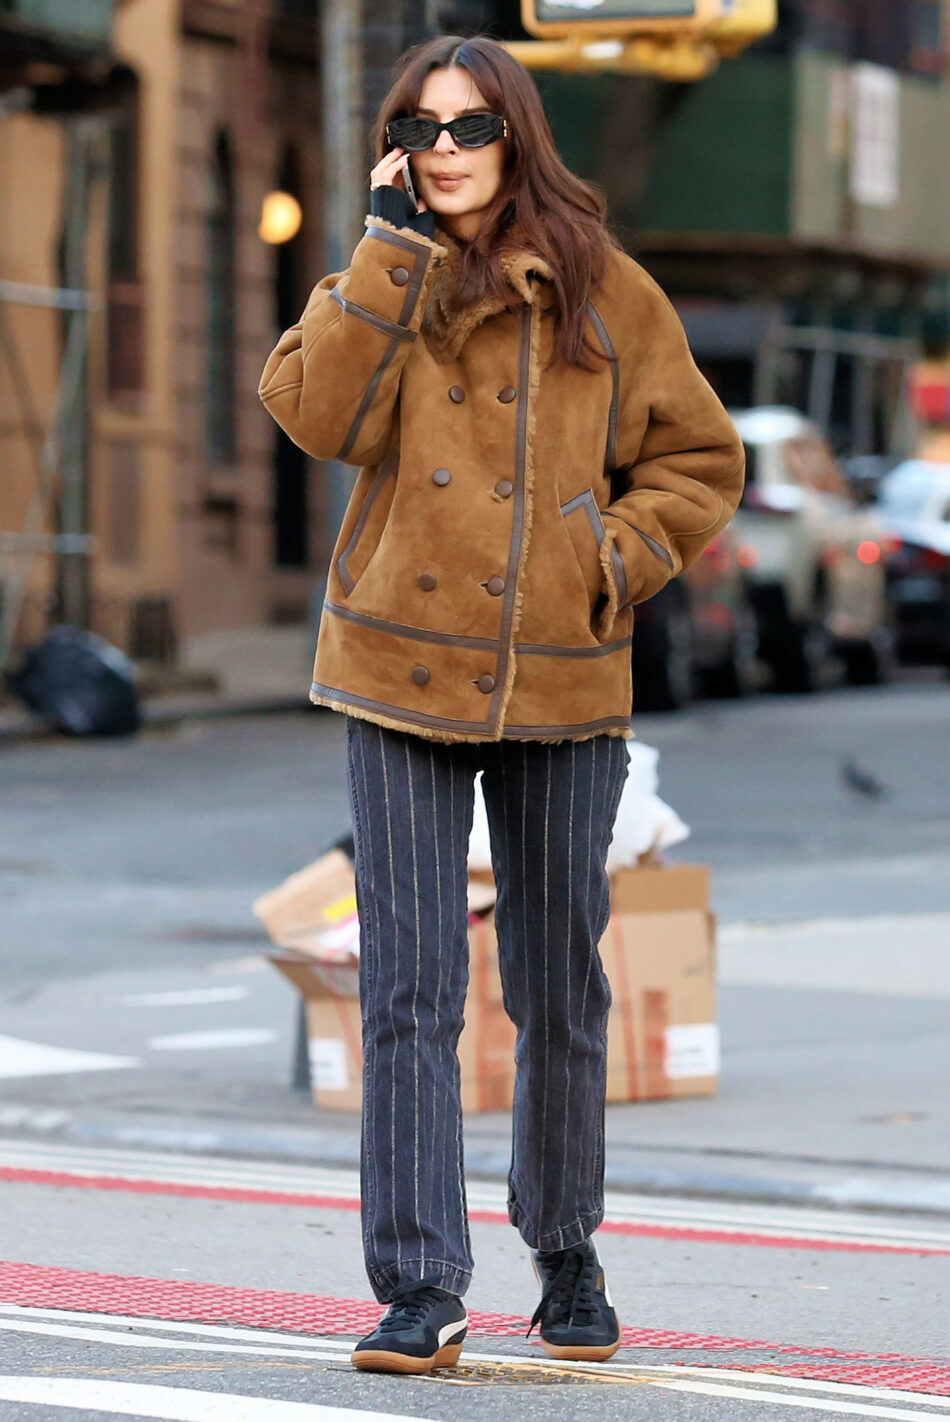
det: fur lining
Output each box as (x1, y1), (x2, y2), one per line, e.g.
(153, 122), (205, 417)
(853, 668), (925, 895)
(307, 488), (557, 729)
(422, 223), (556, 364)
(595, 525), (624, 642)
(364, 214), (449, 261)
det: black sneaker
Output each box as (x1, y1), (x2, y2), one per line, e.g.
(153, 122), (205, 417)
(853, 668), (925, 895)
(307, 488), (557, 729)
(352, 1276), (468, 1374)
(527, 1236), (621, 1361)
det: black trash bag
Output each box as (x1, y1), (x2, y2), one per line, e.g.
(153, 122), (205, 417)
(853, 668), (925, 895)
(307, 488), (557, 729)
(8, 625), (141, 737)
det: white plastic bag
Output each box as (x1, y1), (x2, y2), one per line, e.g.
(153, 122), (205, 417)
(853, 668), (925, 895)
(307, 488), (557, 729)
(466, 740), (689, 874)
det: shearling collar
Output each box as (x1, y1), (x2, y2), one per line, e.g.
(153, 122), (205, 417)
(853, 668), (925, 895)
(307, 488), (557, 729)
(422, 223), (556, 364)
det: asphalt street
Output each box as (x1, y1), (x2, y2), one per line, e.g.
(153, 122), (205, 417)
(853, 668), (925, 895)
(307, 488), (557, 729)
(1, 675), (949, 1419)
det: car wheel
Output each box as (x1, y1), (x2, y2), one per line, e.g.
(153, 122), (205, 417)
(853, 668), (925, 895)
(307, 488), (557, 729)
(841, 625), (896, 686)
(634, 589), (696, 712)
(773, 616), (829, 693)
(704, 599), (760, 699)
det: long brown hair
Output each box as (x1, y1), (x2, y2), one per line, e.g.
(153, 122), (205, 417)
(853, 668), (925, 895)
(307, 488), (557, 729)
(372, 34), (622, 371)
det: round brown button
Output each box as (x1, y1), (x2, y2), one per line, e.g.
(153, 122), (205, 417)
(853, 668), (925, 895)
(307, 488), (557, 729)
(390, 266), (410, 286)
(477, 673), (496, 694)
(486, 576), (506, 596)
(497, 386), (517, 403)
(494, 479), (514, 498)
(448, 385), (466, 403)
(432, 468), (451, 486)
(411, 665), (430, 686)
(418, 573), (437, 591)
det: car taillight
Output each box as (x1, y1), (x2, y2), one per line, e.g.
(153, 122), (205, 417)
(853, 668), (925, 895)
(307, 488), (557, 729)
(701, 537), (733, 572)
(857, 541), (882, 565)
(880, 533), (902, 556)
(736, 544), (758, 569)
(922, 547), (950, 573)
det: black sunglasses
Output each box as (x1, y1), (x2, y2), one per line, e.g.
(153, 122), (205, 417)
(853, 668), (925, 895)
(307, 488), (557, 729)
(385, 113), (508, 152)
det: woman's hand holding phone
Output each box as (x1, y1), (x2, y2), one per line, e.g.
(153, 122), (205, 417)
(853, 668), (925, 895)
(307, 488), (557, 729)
(369, 147), (427, 214)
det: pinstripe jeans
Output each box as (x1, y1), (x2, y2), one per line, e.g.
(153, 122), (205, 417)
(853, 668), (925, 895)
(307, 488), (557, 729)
(344, 714), (630, 1303)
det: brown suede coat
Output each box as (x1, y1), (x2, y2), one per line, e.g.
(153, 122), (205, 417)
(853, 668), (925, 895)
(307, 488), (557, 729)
(258, 214), (745, 744)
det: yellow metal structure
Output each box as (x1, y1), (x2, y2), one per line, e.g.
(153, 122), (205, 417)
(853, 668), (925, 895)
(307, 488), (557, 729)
(512, 0), (776, 78)
(522, 0), (722, 40)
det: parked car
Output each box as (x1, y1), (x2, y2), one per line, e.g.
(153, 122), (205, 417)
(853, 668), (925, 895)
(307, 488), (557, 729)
(874, 460), (950, 671)
(727, 407), (894, 691)
(633, 521), (760, 712)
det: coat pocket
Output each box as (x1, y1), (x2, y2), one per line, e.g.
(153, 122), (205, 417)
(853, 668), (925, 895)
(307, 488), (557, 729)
(559, 487), (609, 613)
(335, 454), (398, 595)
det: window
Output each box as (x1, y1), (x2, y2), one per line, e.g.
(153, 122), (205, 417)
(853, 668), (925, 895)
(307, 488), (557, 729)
(106, 67), (144, 402)
(908, 0), (946, 76)
(206, 129), (236, 466)
(801, 0), (946, 76)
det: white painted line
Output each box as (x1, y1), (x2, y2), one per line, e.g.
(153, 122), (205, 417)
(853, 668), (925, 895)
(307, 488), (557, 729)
(0, 1376), (428, 1421)
(1, 1138), (948, 1251)
(0, 1313), (946, 1411)
(641, 1365), (950, 1410)
(147, 1030), (276, 1052)
(0, 1317), (347, 1361)
(0, 1305), (353, 1349)
(118, 988), (250, 1007)
(0, 1036), (138, 1080)
(642, 1375), (945, 1419)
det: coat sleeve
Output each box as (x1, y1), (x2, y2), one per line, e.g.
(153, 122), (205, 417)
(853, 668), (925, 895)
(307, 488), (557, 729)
(258, 215), (447, 467)
(599, 270), (745, 611)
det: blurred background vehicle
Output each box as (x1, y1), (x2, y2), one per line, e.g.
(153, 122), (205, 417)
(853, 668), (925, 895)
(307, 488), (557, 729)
(727, 407), (894, 693)
(840, 453), (904, 507)
(874, 459), (950, 674)
(633, 522), (760, 712)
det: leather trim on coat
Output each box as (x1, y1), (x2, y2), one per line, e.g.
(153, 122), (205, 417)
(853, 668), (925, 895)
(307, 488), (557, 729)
(585, 301), (619, 475)
(324, 598), (631, 655)
(311, 680), (631, 740)
(559, 485), (629, 612)
(485, 302), (532, 729)
(634, 525), (675, 571)
(334, 453), (398, 595)
(325, 598), (498, 651)
(335, 229), (433, 462)
(330, 288), (418, 343)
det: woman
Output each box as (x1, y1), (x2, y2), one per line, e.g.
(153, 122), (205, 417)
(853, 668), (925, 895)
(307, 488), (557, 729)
(259, 34), (744, 1377)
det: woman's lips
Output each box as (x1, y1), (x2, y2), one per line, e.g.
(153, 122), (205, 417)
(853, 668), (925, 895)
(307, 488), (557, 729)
(431, 175), (466, 190)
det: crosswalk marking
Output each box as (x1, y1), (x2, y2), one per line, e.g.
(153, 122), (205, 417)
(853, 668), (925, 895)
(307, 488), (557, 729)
(1, 1307), (948, 1412)
(0, 1377), (429, 1421)
(0, 1037), (138, 1080)
(639, 1375), (948, 1420)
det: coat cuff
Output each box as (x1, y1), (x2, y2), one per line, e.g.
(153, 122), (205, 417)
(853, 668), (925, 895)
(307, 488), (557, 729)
(603, 512), (676, 608)
(369, 184), (436, 240)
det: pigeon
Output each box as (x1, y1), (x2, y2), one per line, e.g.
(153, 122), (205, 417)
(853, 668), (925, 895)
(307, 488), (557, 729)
(840, 758), (887, 799)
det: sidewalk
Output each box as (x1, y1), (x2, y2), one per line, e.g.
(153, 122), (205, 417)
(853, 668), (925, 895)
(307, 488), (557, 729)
(0, 625), (314, 744)
(2, 907), (949, 1220)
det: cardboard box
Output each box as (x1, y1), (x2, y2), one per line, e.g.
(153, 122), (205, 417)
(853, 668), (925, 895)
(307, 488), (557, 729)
(265, 865), (516, 1114)
(602, 862), (719, 1100)
(258, 854), (718, 1112)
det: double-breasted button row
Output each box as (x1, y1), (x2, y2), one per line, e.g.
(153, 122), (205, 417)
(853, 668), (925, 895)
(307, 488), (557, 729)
(432, 467), (514, 500)
(410, 666), (495, 694)
(446, 385), (517, 404)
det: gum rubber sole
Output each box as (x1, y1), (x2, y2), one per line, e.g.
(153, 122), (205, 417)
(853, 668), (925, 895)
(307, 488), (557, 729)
(540, 1338), (622, 1361)
(351, 1341), (464, 1374)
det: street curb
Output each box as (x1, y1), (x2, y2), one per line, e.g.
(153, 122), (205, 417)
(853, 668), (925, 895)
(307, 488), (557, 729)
(7, 1112), (950, 1221)
(0, 694), (314, 746)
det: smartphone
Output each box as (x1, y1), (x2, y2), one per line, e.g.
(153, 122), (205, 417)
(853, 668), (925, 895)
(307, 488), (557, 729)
(401, 157), (419, 212)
